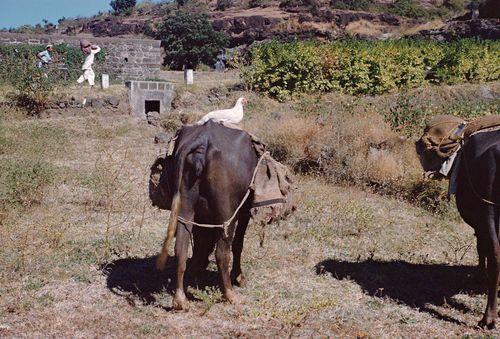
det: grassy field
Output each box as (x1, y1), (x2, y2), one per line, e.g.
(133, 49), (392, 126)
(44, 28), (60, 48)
(0, 82), (498, 337)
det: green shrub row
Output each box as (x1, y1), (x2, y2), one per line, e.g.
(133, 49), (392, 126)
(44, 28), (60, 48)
(0, 43), (106, 85)
(242, 39), (500, 100)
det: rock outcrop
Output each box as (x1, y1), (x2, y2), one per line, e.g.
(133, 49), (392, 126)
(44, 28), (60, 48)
(418, 18), (500, 41)
(212, 15), (282, 46)
(82, 17), (149, 37)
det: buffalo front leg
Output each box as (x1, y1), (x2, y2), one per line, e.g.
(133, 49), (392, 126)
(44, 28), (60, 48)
(173, 218), (193, 311)
(231, 212), (250, 287)
(478, 218), (500, 329)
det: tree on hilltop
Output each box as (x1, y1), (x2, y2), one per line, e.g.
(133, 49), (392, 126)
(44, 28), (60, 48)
(110, 0), (137, 15)
(156, 12), (228, 70)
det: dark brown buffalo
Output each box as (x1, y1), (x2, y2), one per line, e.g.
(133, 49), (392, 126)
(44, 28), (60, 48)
(155, 120), (258, 310)
(417, 128), (500, 329)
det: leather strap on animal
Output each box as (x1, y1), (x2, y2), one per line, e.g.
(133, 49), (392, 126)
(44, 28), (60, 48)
(422, 115), (500, 159)
(421, 115), (465, 159)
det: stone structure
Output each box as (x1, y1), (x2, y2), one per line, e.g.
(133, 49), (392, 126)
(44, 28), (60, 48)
(0, 32), (161, 79)
(125, 80), (174, 120)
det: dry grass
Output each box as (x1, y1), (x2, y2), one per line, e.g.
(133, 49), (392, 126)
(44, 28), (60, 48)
(401, 19), (446, 36)
(345, 19), (394, 38)
(0, 82), (499, 337)
(165, 81), (498, 211)
(243, 101), (424, 202)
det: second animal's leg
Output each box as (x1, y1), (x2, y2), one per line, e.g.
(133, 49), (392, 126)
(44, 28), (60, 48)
(231, 212), (250, 287)
(478, 216), (500, 329)
(172, 208), (194, 311)
(476, 234), (486, 279)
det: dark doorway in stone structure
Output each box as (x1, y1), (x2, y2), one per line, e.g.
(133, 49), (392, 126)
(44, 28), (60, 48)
(145, 100), (160, 115)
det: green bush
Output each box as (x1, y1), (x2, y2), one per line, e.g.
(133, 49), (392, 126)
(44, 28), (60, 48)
(0, 51), (54, 112)
(0, 44), (105, 112)
(329, 0), (373, 11)
(242, 39), (500, 100)
(390, 0), (427, 19)
(110, 0), (137, 14)
(216, 0), (233, 10)
(249, 0), (264, 8)
(156, 11), (229, 70)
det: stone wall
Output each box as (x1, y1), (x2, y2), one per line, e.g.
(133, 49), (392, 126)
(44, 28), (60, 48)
(0, 32), (161, 79)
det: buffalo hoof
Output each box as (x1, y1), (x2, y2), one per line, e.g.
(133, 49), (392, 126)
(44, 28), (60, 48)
(173, 291), (189, 311)
(478, 316), (496, 330)
(224, 289), (243, 305)
(231, 273), (246, 288)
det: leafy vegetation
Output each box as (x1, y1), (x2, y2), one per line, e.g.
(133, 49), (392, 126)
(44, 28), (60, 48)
(382, 93), (498, 136)
(249, 0), (264, 8)
(0, 44), (106, 85)
(242, 39), (500, 100)
(188, 286), (223, 314)
(110, 0), (137, 15)
(0, 44), (105, 111)
(216, 0), (234, 10)
(155, 11), (229, 70)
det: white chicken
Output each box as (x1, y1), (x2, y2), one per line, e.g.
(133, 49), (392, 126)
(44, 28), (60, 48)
(196, 97), (247, 125)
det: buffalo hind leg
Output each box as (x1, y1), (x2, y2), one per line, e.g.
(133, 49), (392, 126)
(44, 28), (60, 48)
(173, 212), (194, 311)
(190, 227), (216, 285)
(215, 225), (240, 304)
(231, 212), (250, 287)
(478, 217), (500, 329)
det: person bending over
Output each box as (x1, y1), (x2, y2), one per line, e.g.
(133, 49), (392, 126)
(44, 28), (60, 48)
(37, 44), (53, 69)
(77, 39), (101, 89)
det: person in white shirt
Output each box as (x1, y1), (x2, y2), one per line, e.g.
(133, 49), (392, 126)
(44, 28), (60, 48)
(37, 45), (53, 69)
(77, 39), (101, 88)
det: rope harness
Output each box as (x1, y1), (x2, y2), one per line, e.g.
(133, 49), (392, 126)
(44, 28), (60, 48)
(176, 151), (270, 237)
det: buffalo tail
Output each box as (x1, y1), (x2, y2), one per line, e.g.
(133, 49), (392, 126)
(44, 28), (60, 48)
(156, 193), (180, 271)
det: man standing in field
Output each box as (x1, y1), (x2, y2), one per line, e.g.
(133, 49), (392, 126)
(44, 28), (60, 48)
(77, 39), (101, 88)
(36, 44), (53, 69)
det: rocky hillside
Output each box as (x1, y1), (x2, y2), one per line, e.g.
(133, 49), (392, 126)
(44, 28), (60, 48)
(44, 0), (497, 44)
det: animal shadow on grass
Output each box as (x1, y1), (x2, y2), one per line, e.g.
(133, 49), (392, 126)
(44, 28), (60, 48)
(316, 259), (484, 325)
(102, 256), (219, 309)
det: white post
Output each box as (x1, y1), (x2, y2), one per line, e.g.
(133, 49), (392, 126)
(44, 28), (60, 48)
(184, 69), (194, 85)
(101, 74), (110, 89)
